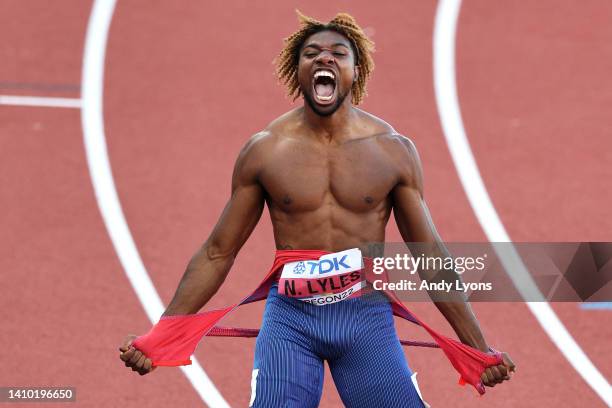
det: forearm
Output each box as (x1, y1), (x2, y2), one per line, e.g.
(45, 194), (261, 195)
(163, 244), (235, 316)
(433, 298), (488, 351)
(415, 244), (489, 351)
(391, 147), (492, 353)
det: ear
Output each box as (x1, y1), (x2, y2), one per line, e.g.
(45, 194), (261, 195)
(353, 65), (360, 83)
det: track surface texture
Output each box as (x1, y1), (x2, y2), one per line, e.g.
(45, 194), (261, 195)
(1, 1), (610, 407)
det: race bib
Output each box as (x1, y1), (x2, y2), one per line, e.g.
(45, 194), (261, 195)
(278, 248), (366, 306)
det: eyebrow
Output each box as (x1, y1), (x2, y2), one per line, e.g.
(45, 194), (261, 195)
(303, 43), (350, 50)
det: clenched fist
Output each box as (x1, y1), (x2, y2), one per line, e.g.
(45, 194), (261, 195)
(481, 351), (516, 387)
(119, 335), (156, 376)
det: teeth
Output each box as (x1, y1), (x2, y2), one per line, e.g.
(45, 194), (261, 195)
(314, 70), (335, 80)
(317, 95), (333, 101)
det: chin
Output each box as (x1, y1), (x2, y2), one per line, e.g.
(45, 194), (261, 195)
(304, 92), (346, 117)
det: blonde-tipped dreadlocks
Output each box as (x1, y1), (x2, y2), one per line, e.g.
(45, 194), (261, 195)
(276, 10), (375, 105)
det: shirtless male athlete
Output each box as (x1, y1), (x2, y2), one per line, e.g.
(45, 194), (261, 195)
(119, 11), (515, 407)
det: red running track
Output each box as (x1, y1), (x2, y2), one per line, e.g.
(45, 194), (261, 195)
(0, 1), (609, 407)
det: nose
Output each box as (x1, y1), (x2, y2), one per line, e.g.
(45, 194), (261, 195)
(315, 50), (335, 64)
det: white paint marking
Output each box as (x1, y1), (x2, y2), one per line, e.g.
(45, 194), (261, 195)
(0, 95), (81, 108)
(80, 0), (229, 406)
(249, 368), (259, 407)
(433, 0), (612, 405)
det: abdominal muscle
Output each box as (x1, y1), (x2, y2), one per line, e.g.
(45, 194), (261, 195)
(269, 200), (391, 256)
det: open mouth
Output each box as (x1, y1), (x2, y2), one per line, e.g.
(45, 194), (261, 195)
(312, 69), (337, 105)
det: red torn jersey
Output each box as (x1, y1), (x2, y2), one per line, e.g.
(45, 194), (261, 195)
(133, 249), (503, 395)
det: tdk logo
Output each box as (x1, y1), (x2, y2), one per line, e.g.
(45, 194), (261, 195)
(293, 261), (306, 275)
(280, 248), (363, 280)
(301, 255), (351, 275)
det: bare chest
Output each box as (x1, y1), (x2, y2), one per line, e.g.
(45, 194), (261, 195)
(260, 141), (397, 212)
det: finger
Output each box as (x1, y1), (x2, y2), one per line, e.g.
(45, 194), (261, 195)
(119, 335), (137, 352)
(135, 355), (147, 374)
(503, 354), (517, 373)
(135, 354), (146, 369)
(490, 366), (504, 384)
(497, 364), (509, 380)
(129, 350), (143, 365)
(143, 358), (152, 373)
(120, 348), (135, 363)
(481, 372), (492, 387)
(485, 368), (496, 387)
(130, 353), (143, 372)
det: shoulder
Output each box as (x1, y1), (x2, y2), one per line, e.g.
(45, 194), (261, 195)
(265, 107), (302, 133)
(379, 134), (422, 188)
(233, 109), (301, 180)
(241, 108), (301, 154)
(355, 109), (419, 159)
(355, 110), (423, 187)
(233, 131), (273, 184)
(238, 130), (272, 157)
(238, 108), (297, 159)
(382, 134), (420, 165)
(388, 134), (422, 189)
(354, 109), (417, 150)
(354, 108), (397, 135)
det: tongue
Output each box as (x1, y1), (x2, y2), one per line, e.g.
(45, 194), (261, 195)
(315, 83), (334, 98)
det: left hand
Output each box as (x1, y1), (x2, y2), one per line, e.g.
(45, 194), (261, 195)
(482, 351), (516, 387)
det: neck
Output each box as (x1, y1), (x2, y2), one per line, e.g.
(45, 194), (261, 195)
(301, 97), (356, 142)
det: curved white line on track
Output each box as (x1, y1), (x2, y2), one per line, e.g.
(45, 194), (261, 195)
(80, 0), (230, 406)
(433, 0), (612, 405)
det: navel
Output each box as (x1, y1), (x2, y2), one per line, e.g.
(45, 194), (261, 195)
(283, 195), (293, 205)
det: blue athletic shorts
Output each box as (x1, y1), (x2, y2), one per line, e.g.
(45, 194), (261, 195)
(249, 284), (427, 408)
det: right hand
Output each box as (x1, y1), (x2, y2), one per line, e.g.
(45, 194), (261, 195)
(119, 335), (156, 376)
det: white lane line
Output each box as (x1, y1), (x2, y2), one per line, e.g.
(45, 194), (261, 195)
(0, 95), (81, 108)
(433, 0), (612, 405)
(80, 0), (229, 407)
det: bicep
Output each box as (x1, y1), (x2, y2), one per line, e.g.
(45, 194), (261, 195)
(205, 135), (266, 257)
(391, 137), (441, 244)
(392, 184), (441, 243)
(206, 182), (264, 257)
